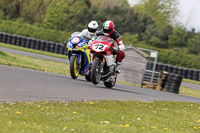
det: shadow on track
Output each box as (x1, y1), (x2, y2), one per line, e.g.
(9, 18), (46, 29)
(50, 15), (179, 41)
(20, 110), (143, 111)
(92, 85), (148, 96)
(54, 74), (147, 96)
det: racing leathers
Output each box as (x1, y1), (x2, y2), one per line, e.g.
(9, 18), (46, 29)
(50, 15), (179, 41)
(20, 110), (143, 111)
(96, 30), (125, 63)
(92, 30), (125, 74)
(77, 29), (96, 40)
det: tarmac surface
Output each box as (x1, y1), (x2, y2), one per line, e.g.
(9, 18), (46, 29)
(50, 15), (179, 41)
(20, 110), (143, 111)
(1, 47), (199, 90)
(0, 46), (200, 103)
(0, 65), (200, 103)
(181, 82), (200, 90)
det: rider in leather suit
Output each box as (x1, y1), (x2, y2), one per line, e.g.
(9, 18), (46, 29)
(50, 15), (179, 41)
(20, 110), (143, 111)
(95, 20), (125, 74)
(77, 21), (99, 40)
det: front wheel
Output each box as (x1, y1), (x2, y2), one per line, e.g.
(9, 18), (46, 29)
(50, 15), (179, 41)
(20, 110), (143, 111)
(104, 73), (117, 88)
(85, 71), (91, 81)
(91, 58), (101, 85)
(70, 55), (80, 79)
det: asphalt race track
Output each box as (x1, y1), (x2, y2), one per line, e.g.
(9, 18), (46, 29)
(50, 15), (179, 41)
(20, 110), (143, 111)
(1, 47), (200, 90)
(0, 65), (200, 103)
(0, 47), (200, 103)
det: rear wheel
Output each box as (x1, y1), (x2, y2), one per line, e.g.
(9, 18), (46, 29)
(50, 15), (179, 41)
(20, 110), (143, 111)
(104, 73), (117, 88)
(70, 55), (80, 79)
(91, 58), (101, 85)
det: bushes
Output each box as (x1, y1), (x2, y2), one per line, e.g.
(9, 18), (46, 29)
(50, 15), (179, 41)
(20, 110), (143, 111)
(188, 33), (200, 55)
(20, 0), (52, 24)
(42, 0), (91, 31)
(0, 20), (70, 43)
(149, 36), (167, 48)
(168, 26), (187, 47)
(121, 33), (139, 45)
(158, 50), (200, 69)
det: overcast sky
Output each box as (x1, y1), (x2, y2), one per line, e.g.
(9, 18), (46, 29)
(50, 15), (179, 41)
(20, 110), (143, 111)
(128, 0), (200, 32)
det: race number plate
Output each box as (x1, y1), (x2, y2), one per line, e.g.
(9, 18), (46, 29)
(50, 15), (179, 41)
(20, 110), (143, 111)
(92, 43), (106, 52)
(71, 36), (80, 44)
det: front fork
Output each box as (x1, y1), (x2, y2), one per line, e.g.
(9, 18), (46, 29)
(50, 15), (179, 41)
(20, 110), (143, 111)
(91, 53), (106, 74)
(99, 58), (105, 73)
(69, 52), (82, 68)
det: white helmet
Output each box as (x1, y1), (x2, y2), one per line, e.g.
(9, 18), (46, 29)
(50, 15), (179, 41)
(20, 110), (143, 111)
(88, 21), (98, 36)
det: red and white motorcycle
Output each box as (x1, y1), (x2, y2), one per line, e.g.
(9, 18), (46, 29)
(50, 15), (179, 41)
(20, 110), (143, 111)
(90, 36), (118, 88)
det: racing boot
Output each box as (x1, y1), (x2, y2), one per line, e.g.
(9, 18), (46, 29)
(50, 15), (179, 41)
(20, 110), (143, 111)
(115, 62), (121, 74)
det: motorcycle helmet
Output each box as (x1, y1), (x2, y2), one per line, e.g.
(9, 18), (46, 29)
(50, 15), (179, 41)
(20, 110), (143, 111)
(103, 20), (114, 36)
(88, 21), (98, 36)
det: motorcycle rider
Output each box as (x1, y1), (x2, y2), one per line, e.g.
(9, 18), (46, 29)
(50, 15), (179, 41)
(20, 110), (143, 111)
(95, 20), (125, 74)
(64, 21), (98, 46)
(77, 20), (99, 40)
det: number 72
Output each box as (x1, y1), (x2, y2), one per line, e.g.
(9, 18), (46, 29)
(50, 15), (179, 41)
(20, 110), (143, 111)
(95, 44), (104, 50)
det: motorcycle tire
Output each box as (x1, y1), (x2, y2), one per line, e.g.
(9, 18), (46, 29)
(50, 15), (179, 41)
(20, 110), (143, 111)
(85, 71), (91, 81)
(91, 58), (101, 85)
(103, 73), (117, 88)
(70, 55), (80, 79)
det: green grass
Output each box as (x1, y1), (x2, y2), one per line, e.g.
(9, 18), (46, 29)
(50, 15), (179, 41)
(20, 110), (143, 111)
(180, 86), (200, 98)
(0, 50), (69, 75)
(0, 101), (200, 133)
(0, 43), (68, 59)
(1, 43), (200, 133)
(183, 79), (200, 85)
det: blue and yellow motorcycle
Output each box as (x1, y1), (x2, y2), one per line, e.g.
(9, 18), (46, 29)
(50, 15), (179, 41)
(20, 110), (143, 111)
(66, 34), (91, 81)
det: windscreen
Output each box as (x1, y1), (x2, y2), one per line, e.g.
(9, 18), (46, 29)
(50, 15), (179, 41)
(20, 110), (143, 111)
(95, 36), (113, 43)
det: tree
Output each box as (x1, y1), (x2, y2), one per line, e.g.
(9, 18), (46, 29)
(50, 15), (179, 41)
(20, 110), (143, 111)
(157, 24), (173, 48)
(186, 28), (196, 41)
(142, 24), (159, 42)
(159, 24), (173, 41)
(134, 0), (178, 28)
(42, 0), (91, 31)
(188, 33), (200, 55)
(90, 0), (129, 9)
(91, 6), (156, 35)
(168, 26), (187, 47)
(20, 0), (52, 24)
(0, 0), (22, 19)
(141, 23), (173, 48)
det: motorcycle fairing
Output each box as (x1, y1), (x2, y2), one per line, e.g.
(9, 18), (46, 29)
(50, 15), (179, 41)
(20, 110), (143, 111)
(81, 51), (91, 75)
(67, 36), (88, 51)
(104, 55), (117, 67)
(66, 35), (91, 76)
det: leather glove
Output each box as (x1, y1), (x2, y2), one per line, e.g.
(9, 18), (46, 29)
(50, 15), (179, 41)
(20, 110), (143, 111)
(64, 41), (68, 47)
(87, 40), (93, 49)
(110, 46), (119, 54)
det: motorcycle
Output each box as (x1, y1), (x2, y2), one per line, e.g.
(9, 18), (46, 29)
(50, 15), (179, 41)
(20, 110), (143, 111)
(90, 35), (118, 88)
(66, 32), (91, 81)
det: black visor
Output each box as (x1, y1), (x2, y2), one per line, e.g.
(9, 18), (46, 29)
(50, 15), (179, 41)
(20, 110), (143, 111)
(103, 28), (112, 34)
(88, 27), (97, 33)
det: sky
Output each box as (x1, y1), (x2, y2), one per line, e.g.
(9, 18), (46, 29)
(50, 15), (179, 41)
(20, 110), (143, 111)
(128, 0), (200, 32)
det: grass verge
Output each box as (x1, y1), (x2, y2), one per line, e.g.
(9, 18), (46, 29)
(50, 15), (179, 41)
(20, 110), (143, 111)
(183, 79), (200, 85)
(0, 50), (69, 75)
(180, 86), (200, 98)
(0, 101), (200, 133)
(0, 43), (68, 59)
(1, 44), (200, 133)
